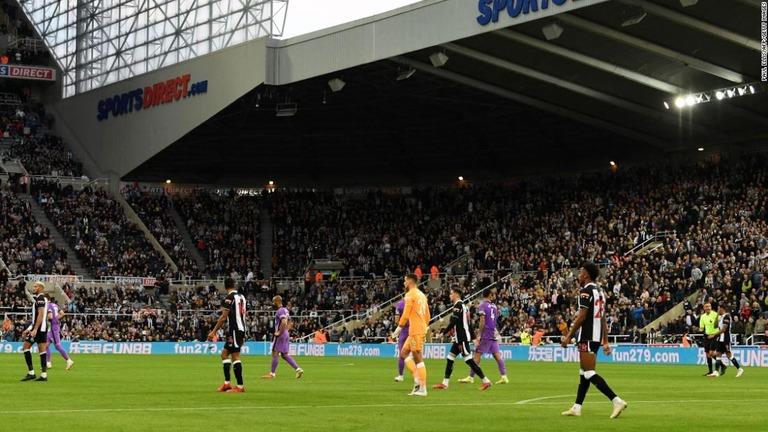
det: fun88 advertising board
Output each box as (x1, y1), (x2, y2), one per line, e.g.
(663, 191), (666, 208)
(0, 342), (766, 367)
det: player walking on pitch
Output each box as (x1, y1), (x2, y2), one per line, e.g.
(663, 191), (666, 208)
(208, 278), (247, 393)
(561, 263), (627, 418)
(709, 304), (744, 378)
(458, 287), (508, 384)
(432, 287), (492, 390)
(262, 295), (304, 379)
(45, 297), (74, 370)
(393, 273), (430, 396)
(21, 282), (50, 381)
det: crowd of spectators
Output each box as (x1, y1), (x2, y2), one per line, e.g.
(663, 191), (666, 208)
(0, 102), (83, 178)
(31, 179), (172, 278)
(3, 146), (768, 346)
(268, 189), (470, 279)
(174, 193), (261, 279)
(122, 184), (201, 279)
(0, 186), (73, 276)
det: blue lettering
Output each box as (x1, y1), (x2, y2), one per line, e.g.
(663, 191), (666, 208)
(524, 0), (539, 15)
(477, 0), (493, 25)
(97, 99), (107, 121)
(508, 0), (524, 18)
(119, 93), (130, 115)
(111, 95), (121, 117)
(492, 0), (507, 22)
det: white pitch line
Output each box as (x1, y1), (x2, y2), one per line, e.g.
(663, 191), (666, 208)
(514, 395), (571, 404)
(522, 399), (735, 405)
(0, 399), (736, 415)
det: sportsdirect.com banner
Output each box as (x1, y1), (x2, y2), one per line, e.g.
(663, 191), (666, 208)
(0, 342), (766, 367)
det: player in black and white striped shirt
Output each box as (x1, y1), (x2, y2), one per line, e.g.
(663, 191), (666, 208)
(561, 263), (627, 419)
(709, 304), (744, 377)
(208, 278), (247, 392)
(432, 287), (492, 391)
(21, 282), (50, 381)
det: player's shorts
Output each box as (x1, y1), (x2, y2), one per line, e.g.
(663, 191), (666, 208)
(397, 332), (409, 351)
(477, 339), (500, 355)
(449, 341), (472, 357)
(271, 334), (290, 354)
(715, 341), (728, 354)
(47, 330), (61, 345)
(405, 334), (425, 353)
(224, 330), (245, 353)
(26, 330), (48, 345)
(577, 341), (601, 354)
(704, 337), (718, 352)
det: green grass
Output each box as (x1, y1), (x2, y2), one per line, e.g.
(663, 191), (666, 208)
(0, 354), (764, 431)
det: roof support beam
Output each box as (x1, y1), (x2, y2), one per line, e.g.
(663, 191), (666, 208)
(557, 13), (747, 83)
(496, 29), (682, 94)
(441, 42), (726, 140)
(496, 29), (768, 126)
(616, 0), (761, 52)
(390, 56), (669, 149)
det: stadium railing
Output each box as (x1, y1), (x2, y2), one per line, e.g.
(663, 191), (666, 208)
(430, 273), (514, 328)
(622, 230), (676, 257)
(293, 271), (460, 343)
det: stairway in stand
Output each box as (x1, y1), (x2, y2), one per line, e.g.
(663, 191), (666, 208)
(167, 197), (207, 274)
(19, 193), (93, 278)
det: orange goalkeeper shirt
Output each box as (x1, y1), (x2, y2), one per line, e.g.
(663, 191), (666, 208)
(399, 288), (430, 336)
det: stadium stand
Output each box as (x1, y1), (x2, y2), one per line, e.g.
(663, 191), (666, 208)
(3, 130), (768, 346)
(31, 179), (172, 278)
(173, 193), (261, 279)
(122, 184), (201, 279)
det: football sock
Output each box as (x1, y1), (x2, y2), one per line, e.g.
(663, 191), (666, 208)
(404, 357), (417, 378)
(46, 346), (52, 363)
(398, 357), (405, 375)
(588, 374), (617, 401)
(715, 360), (723, 371)
(444, 358), (454, 379)
(729, 356), (741, 368)
(271, 356), (279, 374)
(24, 349), (33, 373)
(222, 359), (232, 383)
(575, 375), (589, 405)
(55, 343), (70, 361)
(284, 355), (300, 370)
(233, 360), (243, 387)
(416, 362), (427, 387)
(40, 353), (48, 377)
(497, 358), (507, 375)
(465, 358), (486, 380)
(707, 357), (713, 373)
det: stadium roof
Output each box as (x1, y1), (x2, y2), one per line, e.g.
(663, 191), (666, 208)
(124, 0), (767, 187)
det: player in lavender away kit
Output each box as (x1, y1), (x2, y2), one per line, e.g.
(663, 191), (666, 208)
(262, 295), (304, 379)
(393, 296), (410, 382)
(458, 288), (508, 384)
(561, 263), (627, 418)
(21, 282), (50, 381)
(208, 278), (247, 393)
(45, 296), (74, 370)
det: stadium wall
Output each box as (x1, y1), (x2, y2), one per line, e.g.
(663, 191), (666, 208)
(2, 342), (766, 367)
(46, 39), (268, 182)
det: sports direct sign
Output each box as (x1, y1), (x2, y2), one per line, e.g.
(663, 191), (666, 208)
(0, 64), (56, 81)
(96, 73), (209, 121)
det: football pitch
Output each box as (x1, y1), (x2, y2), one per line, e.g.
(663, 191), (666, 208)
(0, 354), (764, 431)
